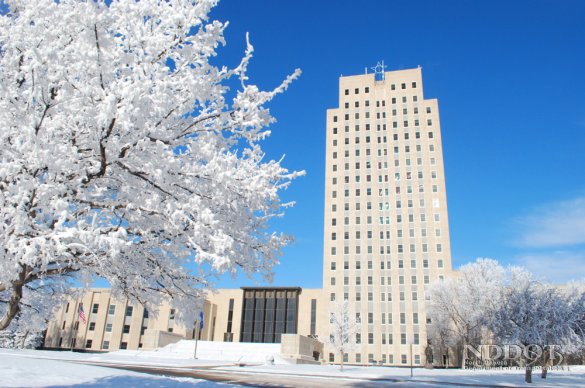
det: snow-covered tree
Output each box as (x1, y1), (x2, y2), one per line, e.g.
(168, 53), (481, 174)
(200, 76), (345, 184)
(427, 258), (505, 367)
(0, 0), (302, 331)
(326, 300), (361, 371)
(0, 327), (44, 349)
(491, 272), (585, 383)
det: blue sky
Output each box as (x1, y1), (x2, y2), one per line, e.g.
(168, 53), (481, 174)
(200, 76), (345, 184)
(3, 1), (582, 288)
(209, 0), (585, 288)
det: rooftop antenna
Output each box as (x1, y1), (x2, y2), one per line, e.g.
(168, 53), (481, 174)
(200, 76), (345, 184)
(372, 60), (386, 82)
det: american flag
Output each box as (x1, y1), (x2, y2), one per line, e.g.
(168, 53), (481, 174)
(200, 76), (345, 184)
(78, 303), (87, 325)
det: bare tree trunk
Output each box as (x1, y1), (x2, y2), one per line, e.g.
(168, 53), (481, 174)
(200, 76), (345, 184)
(339, 350), (344, 371)
(461, 341), (466, 369)
(541, 349), (549, 379)
(525, 366), (532, 383)
(0, 265), (26, 331)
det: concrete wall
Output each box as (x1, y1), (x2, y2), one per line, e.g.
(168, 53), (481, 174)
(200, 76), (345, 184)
(280, 334), (324, 364)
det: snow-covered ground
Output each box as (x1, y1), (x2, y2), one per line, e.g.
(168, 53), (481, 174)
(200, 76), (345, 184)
(0, 349), (240, 387)
(2, 347), (585, 387)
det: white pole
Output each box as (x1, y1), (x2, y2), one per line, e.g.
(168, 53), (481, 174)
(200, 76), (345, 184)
(410, 342), (413, 377)
(193, 320), (199, 359)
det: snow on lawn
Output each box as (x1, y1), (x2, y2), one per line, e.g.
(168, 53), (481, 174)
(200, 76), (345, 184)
(215, 363), (585, 387)
(0, 350), (239, 388)
(2, 348), (585, 387)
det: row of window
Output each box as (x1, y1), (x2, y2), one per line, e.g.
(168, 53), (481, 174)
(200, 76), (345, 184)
(331, 212), (442, 226)
(329, 289), (440, 303)
(68, 303), (161, 319)
(333, 131), (434, 146)
(336, 109), (432, 123)
(331, 153), (437, 168)
(342, 100), (430, 113)
(330, 243), (444, 255)
(336, 109), (432, 122)
(330, 275), (430, 288)
(83, 339), (129, 350)
(343, 81), (418, 96)
(332, 120), (434, 134)
(330, 352), (422, 366)
(333, 169), (438, 181)
(77, 303), (137, 317)
(332, 228), (442, 240)
(333, 192), (439, 208)
(352, 312), (421, 327)
(331, 274), (438, 286)
(334, 332), (421, 346)
(330, 258), (442, 271)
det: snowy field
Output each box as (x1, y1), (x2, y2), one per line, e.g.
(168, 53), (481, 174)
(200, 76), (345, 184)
(2, 347), (585, 387)
(0, 349), (240, 387)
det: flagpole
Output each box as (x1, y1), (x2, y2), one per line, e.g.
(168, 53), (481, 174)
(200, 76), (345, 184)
(70, 299), (79, 352)
(194, 310), (204, 359)
(193, 319), (199, 359)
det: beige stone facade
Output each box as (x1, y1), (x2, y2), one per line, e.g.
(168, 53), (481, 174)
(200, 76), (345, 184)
(320, 67), (453, 365)
(44, 287), (325, 353)
(44, 288), (205, 351)
(44, 66), (453, 367)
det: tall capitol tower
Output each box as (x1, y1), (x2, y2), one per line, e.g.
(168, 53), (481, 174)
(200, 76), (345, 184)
(322, 64), (453, 365)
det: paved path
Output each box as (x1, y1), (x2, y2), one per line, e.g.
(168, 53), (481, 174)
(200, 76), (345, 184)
(70, 360), (520, 388)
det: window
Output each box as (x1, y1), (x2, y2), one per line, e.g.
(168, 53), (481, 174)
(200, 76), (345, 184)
(120, 342), (128, 350)
(368, 333), (374, 344)
(401, 333), (407, 344)
(355, 88), (359, 94)
(102, 340), (109, 350)
(105, 323), (112, 332)
(85, 339), (93, 348)
(125, 306), (133, 317)
(108, 304), (115, 315)
(123, 325), (130, 334)
(89, 322), (95, 331)
(344, 89), (349, 95)
(92, 304), (99, 314)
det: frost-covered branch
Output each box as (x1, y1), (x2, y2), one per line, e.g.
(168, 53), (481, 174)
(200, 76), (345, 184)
(0, 0), (302, 332)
